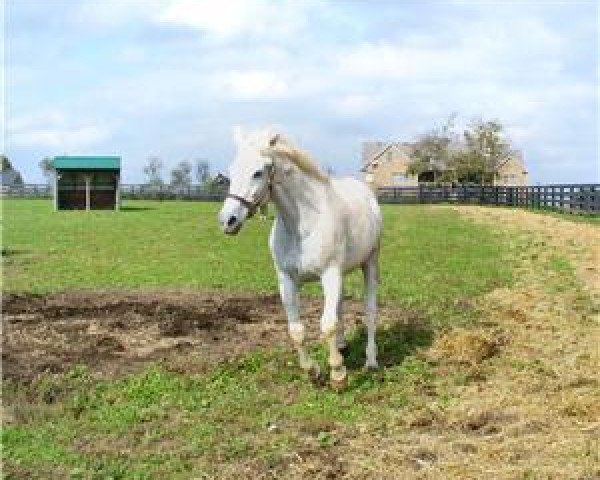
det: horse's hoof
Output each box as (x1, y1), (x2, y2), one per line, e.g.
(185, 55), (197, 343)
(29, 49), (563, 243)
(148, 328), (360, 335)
(330, 375), (348, 392)
(338, 344), (350, 356)
(308, 366), (326, 387)
(363, 362), (379, 371)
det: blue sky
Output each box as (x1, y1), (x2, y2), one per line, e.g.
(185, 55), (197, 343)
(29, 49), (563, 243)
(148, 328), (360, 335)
(4, 0), (599, 184)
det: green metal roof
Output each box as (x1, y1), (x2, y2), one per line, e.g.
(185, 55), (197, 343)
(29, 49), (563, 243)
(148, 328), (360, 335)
(52, 156), (121, 170)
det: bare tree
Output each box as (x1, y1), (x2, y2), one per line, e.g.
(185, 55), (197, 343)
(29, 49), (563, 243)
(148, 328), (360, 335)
(143, 157), (164, 186)
(170, 161), (193, 188)
(1, 155), (13, 171)
(39, 157), (55, 184)
(1, 155), (24, 185)
(195, 159), (211, 186)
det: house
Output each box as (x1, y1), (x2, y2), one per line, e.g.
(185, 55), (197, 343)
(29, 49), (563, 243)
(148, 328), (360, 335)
(361, 141), (529, 188)
(52, 156), (121, 210)
(361, 142), (419, 188)
(493, 153), (529, 186)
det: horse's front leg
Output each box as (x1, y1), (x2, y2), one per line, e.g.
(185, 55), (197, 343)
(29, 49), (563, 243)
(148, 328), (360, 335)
(277, 270), (320, 379)
(320, 266), (346, 390)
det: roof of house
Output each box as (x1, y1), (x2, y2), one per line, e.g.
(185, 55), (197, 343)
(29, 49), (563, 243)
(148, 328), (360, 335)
(496, 150), (524, 170)
(361, 142), (413, 172)
(362, 141), (526, 174)
(52, 156), (121, 170)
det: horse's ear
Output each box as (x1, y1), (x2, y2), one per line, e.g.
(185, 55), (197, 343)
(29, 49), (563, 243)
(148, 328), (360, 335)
(269, 134), (280, 147)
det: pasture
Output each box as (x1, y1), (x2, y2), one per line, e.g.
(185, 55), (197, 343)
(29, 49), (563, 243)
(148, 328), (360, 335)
(2, 199), (598, 479)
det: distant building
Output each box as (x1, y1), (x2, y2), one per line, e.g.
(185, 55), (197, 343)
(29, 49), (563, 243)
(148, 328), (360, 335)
(361, 141), (528, 188)
(52, 156), (121, 210)
(361, 142), (418, 187)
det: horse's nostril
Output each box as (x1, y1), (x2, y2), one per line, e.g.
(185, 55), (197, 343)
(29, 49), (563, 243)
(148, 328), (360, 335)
(227, 216), (237, 227)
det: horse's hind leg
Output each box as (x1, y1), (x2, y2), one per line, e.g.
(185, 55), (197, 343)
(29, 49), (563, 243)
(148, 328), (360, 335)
(362, 250), (379, 369)
(336, 291), (347, 352)
(277, 270), (320, 379)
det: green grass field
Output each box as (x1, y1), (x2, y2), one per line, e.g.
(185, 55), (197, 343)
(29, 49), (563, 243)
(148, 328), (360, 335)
(8, 199), (593, 479)
(2, 199), (512, 324)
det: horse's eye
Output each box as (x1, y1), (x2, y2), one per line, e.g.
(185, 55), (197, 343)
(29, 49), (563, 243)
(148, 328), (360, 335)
(252, 170), (263, 179)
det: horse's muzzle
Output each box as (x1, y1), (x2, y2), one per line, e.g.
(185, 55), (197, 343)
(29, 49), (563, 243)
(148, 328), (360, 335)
(223, 221), (242, 235)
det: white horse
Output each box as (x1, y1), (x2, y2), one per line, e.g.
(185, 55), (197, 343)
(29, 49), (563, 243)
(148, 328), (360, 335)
(218, 127), (382, 389)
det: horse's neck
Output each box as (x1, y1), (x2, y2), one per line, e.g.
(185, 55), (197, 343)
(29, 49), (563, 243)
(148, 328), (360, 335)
(271, 169), (329, 237)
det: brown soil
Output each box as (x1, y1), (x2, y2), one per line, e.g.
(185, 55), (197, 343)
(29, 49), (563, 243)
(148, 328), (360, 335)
(2, 289), (406, 383)
(334, 206), (600, 480)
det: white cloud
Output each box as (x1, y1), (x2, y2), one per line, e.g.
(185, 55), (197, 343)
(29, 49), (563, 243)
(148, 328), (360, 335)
(224, 70), (288, 99)
(155, 0), (312, 39)
(336, 16), (567, 83)
(337, 43), (461, 80)
(8, 111), (111, 151)
(335, 94), (382, 116)
(73, 0), (161, 28)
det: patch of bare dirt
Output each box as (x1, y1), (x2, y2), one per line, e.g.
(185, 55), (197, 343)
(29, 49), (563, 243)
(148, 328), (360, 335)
(1, 289), (409, 383)
(427, 328), (503, 366)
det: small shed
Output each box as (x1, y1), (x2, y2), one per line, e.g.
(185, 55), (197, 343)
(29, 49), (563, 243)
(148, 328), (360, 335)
(52, 156), (121, 210)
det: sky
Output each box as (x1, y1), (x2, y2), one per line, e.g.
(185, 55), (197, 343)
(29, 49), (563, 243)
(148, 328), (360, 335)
(4, 0), (599, 184)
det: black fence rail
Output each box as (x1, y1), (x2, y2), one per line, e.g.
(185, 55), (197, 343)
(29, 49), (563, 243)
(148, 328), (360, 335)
(3, 183), (599, 215)
(119, 184), (226, 201)
(1, 184), (53, 198)
(378, 184), (599, 214)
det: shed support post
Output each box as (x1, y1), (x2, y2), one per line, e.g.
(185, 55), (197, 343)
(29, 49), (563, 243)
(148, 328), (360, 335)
(115, 173), (120, 211)
(85, 174), (91, 211)
(54, 172), (58, 211)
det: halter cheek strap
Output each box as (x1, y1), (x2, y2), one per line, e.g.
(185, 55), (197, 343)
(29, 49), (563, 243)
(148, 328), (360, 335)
(226, 165), (275, 218)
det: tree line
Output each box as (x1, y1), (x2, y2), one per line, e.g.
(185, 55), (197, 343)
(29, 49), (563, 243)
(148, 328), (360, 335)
(141, 158), (224, 189)
(35, 156), (225, 189)
(23, 115), (516, 188)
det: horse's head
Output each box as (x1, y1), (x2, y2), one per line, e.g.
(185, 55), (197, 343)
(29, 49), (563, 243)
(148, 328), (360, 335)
(218, 126), (279, 235)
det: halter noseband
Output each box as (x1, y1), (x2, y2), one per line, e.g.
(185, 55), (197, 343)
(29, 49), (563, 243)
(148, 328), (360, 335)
(225, 165), (275, 218)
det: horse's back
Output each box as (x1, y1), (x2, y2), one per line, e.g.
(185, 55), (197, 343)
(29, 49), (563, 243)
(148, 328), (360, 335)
(331, 177), (382, 268)
(332, 177), (381, 224)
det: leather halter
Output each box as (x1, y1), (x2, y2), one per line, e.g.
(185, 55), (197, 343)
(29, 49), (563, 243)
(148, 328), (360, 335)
(225, 165), (275, 218)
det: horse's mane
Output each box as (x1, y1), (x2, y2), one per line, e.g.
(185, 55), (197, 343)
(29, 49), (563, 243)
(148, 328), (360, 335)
(236, 126), (330, 184)
(269, 137), (330, 184)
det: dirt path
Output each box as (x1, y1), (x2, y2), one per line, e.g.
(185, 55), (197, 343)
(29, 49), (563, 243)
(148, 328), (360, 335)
(454, 206), (600, 299)
(335, 206), (599, 479)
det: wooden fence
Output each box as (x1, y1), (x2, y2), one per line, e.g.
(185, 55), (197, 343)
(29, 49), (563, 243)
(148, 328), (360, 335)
(1, 184), (53, 198)
(3, 183), (599, 215)
(119, 184), (225, 201)
(377, 184), (599, 214)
